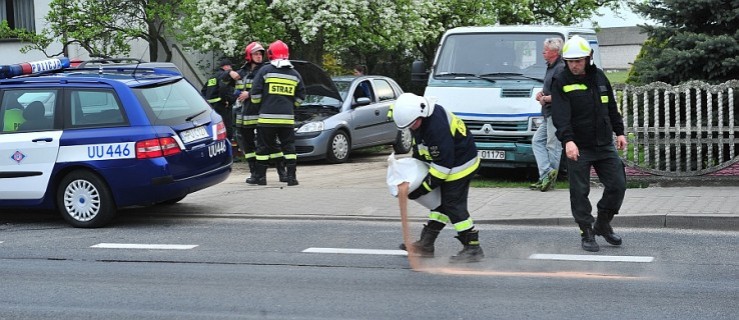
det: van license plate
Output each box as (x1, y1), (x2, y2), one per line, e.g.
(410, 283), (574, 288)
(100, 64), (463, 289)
(478, 150), (505, 160)
(180, 126), (209, 143)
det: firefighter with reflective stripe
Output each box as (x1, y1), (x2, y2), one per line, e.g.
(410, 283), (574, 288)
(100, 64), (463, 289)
(202, 58), (240, 142)
(235, 42), (279, 183)
(551, 35), (627, 252)
(393, 92), (483, 263)
(249, 40), (305, 186)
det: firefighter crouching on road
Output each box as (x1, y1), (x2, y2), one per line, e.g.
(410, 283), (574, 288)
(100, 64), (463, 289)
(248, 40), (306, 186)
(393, 92), (484, 263)
(202, 59), (240, 142)
(551, 35), (627, 252)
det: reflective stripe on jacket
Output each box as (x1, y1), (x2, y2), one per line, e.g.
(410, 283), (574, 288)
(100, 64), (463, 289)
(250, 64), (306, 127)
(412, 105), (479, 191)
(550, 63), (625, 148)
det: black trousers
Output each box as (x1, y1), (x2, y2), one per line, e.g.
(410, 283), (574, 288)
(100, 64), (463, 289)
(431, 173), (475, 232)
(211, 101), (233, 140)
(256, 126), (296, 165)
(238, 125), (257, 161)
(566, 144), (626, 226)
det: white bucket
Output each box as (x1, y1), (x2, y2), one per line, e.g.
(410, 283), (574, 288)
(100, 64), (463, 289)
(386, 153), (441, 210)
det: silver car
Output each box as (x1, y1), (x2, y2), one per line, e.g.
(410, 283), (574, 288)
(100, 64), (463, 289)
(292, 61), (412, 163)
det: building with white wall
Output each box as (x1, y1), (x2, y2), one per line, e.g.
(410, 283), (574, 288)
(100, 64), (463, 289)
(596, 26), (649, 71)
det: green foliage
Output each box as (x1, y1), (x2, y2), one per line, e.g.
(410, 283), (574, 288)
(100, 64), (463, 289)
(26, 0), (624, 86)
(630, 0), (739, 84)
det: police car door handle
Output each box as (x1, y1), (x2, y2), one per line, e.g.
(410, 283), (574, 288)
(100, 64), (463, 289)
(375, 110), (380, 116)
(32, 137), (53, 143)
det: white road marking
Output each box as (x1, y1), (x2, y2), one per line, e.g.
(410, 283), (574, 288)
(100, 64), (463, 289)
(529, 253), (654, 263)
(303, 247), (408, 256)
(91, 243), (198, 250)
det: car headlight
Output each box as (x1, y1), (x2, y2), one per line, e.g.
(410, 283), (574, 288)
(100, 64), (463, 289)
(297, 121), (324, 133)
(530, 116), (544, 131)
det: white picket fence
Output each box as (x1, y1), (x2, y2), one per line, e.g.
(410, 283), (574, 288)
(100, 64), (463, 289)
(614, 80), (739, 177)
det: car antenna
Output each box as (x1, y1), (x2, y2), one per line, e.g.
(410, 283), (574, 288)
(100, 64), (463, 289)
(132, 47), (150, 79)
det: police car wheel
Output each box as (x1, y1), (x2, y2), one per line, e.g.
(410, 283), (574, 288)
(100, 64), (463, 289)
(160, 195), (186, 205)
(326, 130), (350, 164)
(56, 170), (116, 228)
(393, 128), (412, 154)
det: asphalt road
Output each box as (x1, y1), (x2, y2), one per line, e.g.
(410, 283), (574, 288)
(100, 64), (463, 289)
(1, 218), (736, 320)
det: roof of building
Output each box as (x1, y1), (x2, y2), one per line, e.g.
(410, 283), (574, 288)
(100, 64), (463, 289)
(597, 26), (649, 46)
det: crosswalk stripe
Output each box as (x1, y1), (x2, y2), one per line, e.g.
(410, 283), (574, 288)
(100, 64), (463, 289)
(303, 247), (408, 256)
(91, 243), (198, 250)
(529, 253), (654, 263)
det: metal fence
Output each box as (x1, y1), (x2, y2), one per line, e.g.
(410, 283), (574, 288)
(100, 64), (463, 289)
(614, 80), (739, 177)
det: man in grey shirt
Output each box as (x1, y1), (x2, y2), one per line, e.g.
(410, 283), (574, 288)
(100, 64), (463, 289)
(532, 37), (565, 191)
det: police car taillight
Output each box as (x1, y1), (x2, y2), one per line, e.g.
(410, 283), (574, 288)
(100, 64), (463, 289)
(0, 57), (71, 79)
(135, 137), (182, 159)
(215, 121), (227, 140)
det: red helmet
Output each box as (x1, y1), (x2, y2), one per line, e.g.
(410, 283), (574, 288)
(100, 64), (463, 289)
(244, 42), (265, 63)
(267, 40), (290, 60)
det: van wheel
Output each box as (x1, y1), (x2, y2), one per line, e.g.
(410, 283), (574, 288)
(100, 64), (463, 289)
(393, 128), (412, 154)
(56, 170), (116, 228)
(326, 130), (350, 163)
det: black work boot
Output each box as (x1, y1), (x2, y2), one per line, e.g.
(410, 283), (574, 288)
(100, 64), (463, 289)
(276, 161), (288, 183)
(399, 225), (440, 257)
(285, 164), (299, 186)
(594, 212), (622, 245)
(449, 229), (484, 263)
(579, 224), (600, 252)
(244, 160), (257, 184)
(246, 163), (267, 185)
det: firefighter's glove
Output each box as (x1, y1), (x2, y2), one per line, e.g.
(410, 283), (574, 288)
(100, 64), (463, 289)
(408, 185), (431, 200)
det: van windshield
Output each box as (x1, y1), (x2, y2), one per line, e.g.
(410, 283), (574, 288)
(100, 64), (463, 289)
(434, 33), (562, 81)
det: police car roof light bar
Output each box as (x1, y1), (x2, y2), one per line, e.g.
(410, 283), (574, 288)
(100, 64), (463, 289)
(0, 57), (71, 80)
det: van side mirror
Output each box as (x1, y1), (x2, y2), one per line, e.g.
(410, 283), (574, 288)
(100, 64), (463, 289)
(411, 60), (428, 84)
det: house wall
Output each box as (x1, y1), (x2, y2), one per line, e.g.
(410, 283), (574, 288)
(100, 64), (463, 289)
(600, 44), (642, 70)
(1, 0), (148, 65)
(596, 26), (648, 71)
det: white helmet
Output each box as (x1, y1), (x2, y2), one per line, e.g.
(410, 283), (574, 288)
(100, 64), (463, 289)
(392, 93), (435, 128)
(562, 35), (591, 60)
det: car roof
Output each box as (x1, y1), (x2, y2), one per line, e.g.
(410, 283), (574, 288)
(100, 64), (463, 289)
(0, 57), (182, 87)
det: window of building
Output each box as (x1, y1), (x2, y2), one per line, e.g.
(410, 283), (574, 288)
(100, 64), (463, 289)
(1, 0), (36, 32)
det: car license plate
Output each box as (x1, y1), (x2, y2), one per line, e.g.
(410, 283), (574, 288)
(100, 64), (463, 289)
(180, 126), (209, 143)
(478, 150), (505, 160)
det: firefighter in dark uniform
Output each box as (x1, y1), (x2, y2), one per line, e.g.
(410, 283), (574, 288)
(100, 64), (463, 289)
(202, 59), (240, 142)
(236, 42), (273, 183)
(393, 92), (484, 263)
(249, 40), (305, 186)
(551, 35), (627, 252)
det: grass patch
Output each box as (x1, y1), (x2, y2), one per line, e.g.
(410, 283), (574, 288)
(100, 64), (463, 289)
(605, 70), (629, 84)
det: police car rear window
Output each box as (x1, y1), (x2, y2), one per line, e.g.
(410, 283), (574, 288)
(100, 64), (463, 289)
(133, 79), (211, 125)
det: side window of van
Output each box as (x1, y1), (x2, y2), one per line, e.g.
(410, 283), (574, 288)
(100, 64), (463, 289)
(68, 89), (126, 127)
(1, 89), (57, 132)
(373, 80), (396, 102)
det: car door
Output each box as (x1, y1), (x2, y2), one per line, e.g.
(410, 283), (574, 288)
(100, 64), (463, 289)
(0, 89), (62, 200)
(370, 78), (400, 143)
(349, 78), (389, 147)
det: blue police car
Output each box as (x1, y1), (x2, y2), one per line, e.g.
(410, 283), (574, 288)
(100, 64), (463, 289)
(0, 58), (232, 227)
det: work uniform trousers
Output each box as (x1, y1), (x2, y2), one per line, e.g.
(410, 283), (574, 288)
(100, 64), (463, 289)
(211, 101), (233, 141)
(432, 173), (476, 232)
(256, 125), (296, 166)
(566, 144), (626, 226)
(238, 125), (257, 161)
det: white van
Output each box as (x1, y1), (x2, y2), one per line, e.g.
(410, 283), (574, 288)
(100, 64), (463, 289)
(412, 26), (601, 169)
